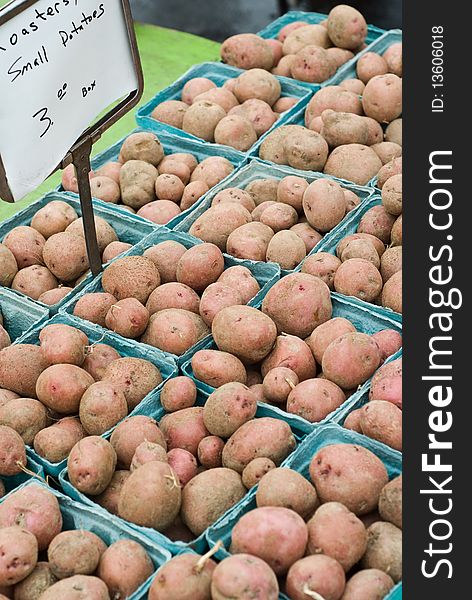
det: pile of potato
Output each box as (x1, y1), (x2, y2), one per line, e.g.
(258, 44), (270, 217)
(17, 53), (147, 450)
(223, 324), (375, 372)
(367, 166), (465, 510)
(345, 357), (402, 451)
(186, 175), (364, 270)
(149, 448), (402, 599)
(150, 69), (300, 151)
(0, 200), (134, 304)
(0, 484), (155, 599)
(0, 323), (164, 467)
(304, 166), (402, 313)
(190, 275), (402, 424)
(71, 242), (268, 356)
(61, 132), (235, 224)
(221, 5), (371, 84)
(259, 42), (402, 184)
(65, 380), (298, 541)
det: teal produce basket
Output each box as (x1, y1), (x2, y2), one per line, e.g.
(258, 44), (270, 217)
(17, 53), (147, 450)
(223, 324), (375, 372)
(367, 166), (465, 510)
(1, 456), (45, 497)
(0, 287), (49, 341)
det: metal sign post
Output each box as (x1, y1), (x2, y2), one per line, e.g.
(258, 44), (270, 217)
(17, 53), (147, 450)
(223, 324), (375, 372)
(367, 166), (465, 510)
(0, 0), (144, 276)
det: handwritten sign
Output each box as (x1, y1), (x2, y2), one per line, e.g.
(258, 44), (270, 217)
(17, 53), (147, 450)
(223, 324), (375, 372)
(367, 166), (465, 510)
(0, 0), (139, 201)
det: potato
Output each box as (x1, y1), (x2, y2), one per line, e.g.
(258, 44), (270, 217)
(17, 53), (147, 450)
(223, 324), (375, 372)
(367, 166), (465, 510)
(372, 141), (402, 165)
(369, 358), (402, 408)
(385, 118), (402, 146)
(262, 273), (332, 338)
(151, 100), (188, 128)
(159, 407), (208, 456)
(189, 204), (252, 251)
(0, 527), (37, 586)
(220, 34), (273, 70)
(118, 461), (181, 530)
(102, 256), (160, 304)
(362, 74), (402, 123)
(68, 436), (117, 495)
(190, 156), (234, 188)
(182, 77), (217, 104)
(261, 334), (316, 381)
(166, 448), (198, 487)
(143, 241), (186, 284)
(0, 425), (26, 476)
(216, 266), (260, 304)
(214, 115), (257, 151)
(110, 415), (165, 469)
(340, 239), (380, 269)
(276, 176), (307, 213)
(36, 365), (93, 414)
(42, 232), (88, 282)
(13, 561), (58, 600)
(0, 484), (63, 551)
(233, 69), (281, 106)
(131, 442), (167, 471)
(149, 552), (216, 600)
(181, 101), (225, 142)
(286, 555), (346, 600)
(266, 38), (283, 64)
(0, 399), (47, 445)
(160, 376), (196, 413)
(340, 78), (365, 94)
(256, 467), (318, 519)
(302, 179), (346, 233)
(2, 226), (45, 270)
(287, 379), (346, 422)
(260, 203), (298, 232)
(180, 181), (209, 211)
(391, 215), (402, 247)
(33, 417), (86, 464)
(307, 502), (367, 571)
(120, 132), (164, 166)
(153, 174), (184, 203)
(290, 223), (323, 254)
(307, 317), (357, 364)
(212, 305), (277, 364)
(371, 329), (402, 363)
(241, 457), (276, 489)
(203, 382), (257, 439)
(158, 159), (191, 184)
(176, 244), (225, 293)
(11, 265), (57, 300)
(263, 367), (299, 404)
(89, 176), (120, 204)
(196, 437), (224, 470)
(39, 323), (88, 366)
(326, 47), (354, 69)
(384, 42), (402, 76)
(320, 110), (370, 147)
(192, 349), (247, 388)
(301, 253), (341, 290)
(212, 553), (278, 600)
(322, 332), (381, 389)
(379, 475), (402, 528)
(0, 327), (10, 352)
(333, 258), (383, 302)
(142, 309), (209, 355)
(30, 200), (78, 239)
(358, 206), (396, 244)
(82, 344), (121, 380)
(48, 530), (106, 579)
(226, 222), (274, 262)
(230, 99), (277, 137)
(139, 200), (182, 225)
(65, 216), (118, 255)
(341, 569), (394, 600)
(305, 87), (362, 124)
(98, 540), (153, 599)
(37, 286), (73, 305)
(0, 344), (50, 398)
(199, 283), (242, 326)
(222, 417), (296, 473)
(119, 160), (158, 210)
(379, 247), (402, 286)
(193, 88), (239, 114)
(377, 157), (402, 190)
(381, 270), (402, 313)
(104, 298), (149, 339)
(283, 24), (331, 55)
(0, 244), (18, 287)
(291, 45), (336, 83)
(231, 506), (307, 575)
(309, 443), (388, 515)
(96, 162), (122, 184)
(79, 382), (127, 435)
(0, 389), (19, 406)
(382, 173), (402, 217)
(252, 200), (277, 222)
(324, 144), (382, 186)
(284, 128), (329, 172)
(278, 21), (306, 42)
(266, 230), (306, 270)
(360, 400), (402, 451)
(37, 575), (110, 600)
(357, 52), (388, 83)
(212, 188), (255, 213)
(362, 522), (402, 582)
(336, 234), (385, 259)
(246, 178), (279, 205)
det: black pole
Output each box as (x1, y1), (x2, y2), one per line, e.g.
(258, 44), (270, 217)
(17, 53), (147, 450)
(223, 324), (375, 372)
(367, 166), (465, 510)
(71, 139), (102, 277)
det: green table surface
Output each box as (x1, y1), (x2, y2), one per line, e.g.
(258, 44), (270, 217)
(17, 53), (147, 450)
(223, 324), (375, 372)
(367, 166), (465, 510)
(0, 7), (220, 221)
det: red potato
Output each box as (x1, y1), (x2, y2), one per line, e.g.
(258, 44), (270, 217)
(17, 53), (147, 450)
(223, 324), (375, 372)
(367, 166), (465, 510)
(0, 425), (26, 476)
(194, 88), (239, 113)
(290, 45), (337, 84)
(0, 328), (10, 352)
(256, 467), (318, 519)
(0, 344), (50, 398)
(379, 475), (402, 529)
(278, 21), (306, 42)
(149, 552), (216, 600)
(230, 506), (308, 575)
(102, 241), (132, 263)
(160, 376), (197, 412)
(110, 415), (166, 469)
(47, 530), (106, 579)
(326, 47), (354, 68)
(273, 96), (299, 113)
(33, 417), (86, 464)
(266, 38), (283, 65)
(158, 159), (191, 185)
(160, 407), (209, 456)
(191, 349), (247, 388)
(119, 132), (164, 166)
(333, 258), (383, 302)
(102, 357), (162, 411)
(0, 484), (63, 550)
(372, 329), (402, 362)
(203, 382), (257, 438)
(322, 332), (381, 390)
(13, 561), (58, 600)
(0, 527), (38, 587)
(382, 270), (402, 313)
(242, 457), (276, 489)
(36, 365), (94, 414)
(38, 575), (110, 599)
(359, 401), (402, 451)
(341, 569), (394, 600)
(226, 222), (274, 263)
(105, 298), (149, 339)
(141, 309), (209, 356)
(211, 554), (279, 600)
(221, 34), (274, 70)
(307, 317), (357, 364)
(261, 334), (317, 381)
(82, 344), (121, 381)
(131, 441), (167, 471)
(137, 200), (181, 225)
(102, 255), (160, 305)
(2, 226), (45, 270)
(362, 74), (402, 123)
(217, 265), (260, 304)
(0, 398), (48, 445)
(98, 540), (153, 599)
(340, 78), (365, 94)
(68, 436), (117, 495)
(362, 522), (402, 583)
(180, 181), (209, 211)
(262, 273), (332, 338)
(151, 100), (189, 128)
(182, 77), (217, 104)
(167, 448), (198, 487)
(305, 86), (362, 124)
(290, 223), (323, 253)
(358, 206), (396, 244)
(384, 42), (403, 77)
(190, 156), (234, 189)
(327, 4), (367, 49)
(189, 203), (252, 251)
(301, 252), (342, 290)
(287, 379), (346, 423)
(212, 187), (256, 212)
(73, 292), (117, 328)
(369, 358), (402, 408)
(197, 435), (225, 469)
(37, 286), (73, 305)
(155, 174), (185, 202)
(230, 99), (277, 137)
(39, 324), (88, 366)
(266, 230), (307, 270)
(309, 443), (388, 515)
(176, 243), (225, 293)
(96, 161), (122, 183)
(0, 244), (18, 287)
(263, 367), (299, 404)
(214, 115), (258, 151)
(79, 381), (128, 435)
(286, 554), (346, 600)
(340, 239), (380, 268)
(30, 199), (78, 239)
(302, 179), (346, 233)
(143, 241), (187, 284)
(11, 266), (58, 301)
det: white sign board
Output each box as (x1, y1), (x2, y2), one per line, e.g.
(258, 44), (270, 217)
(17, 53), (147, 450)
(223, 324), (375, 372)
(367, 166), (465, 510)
(0, 0), (139, 201)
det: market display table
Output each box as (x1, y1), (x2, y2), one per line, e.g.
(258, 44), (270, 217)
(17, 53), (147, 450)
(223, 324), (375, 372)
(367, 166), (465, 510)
(0, 16), (220, 221)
